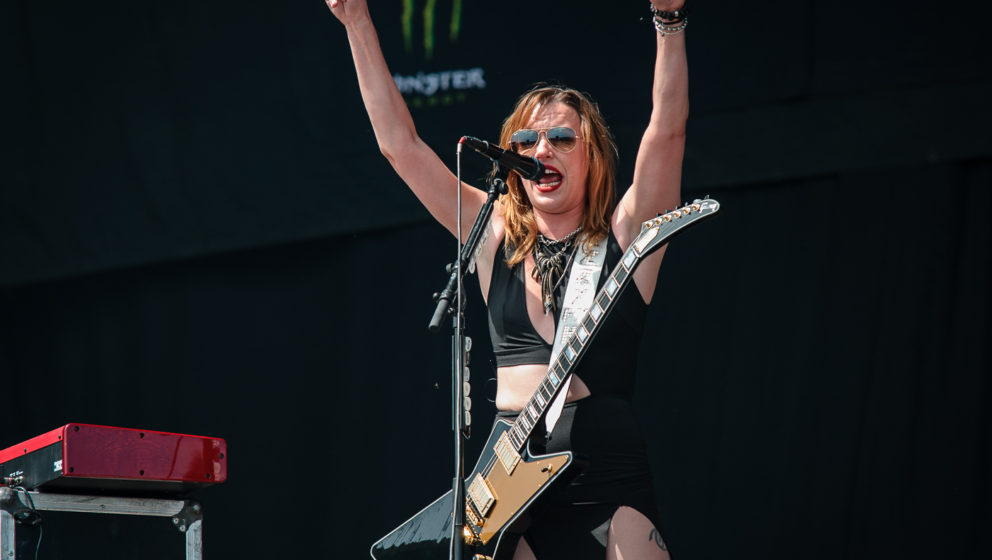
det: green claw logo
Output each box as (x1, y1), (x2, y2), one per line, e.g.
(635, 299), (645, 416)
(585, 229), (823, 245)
(401, 0), (462, 60)
(393, 0), (483, 107)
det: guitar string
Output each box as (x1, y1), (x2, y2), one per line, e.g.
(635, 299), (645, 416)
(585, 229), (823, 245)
(478, 221), (676, 477)
(504, 242), (642, 453)
(470, 207), (715, 518)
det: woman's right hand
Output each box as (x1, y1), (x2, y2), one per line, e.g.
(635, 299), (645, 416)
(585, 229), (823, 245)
(325, 0), (371, 26)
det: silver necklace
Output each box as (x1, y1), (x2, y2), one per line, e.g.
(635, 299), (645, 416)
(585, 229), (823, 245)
(531, 227), (582, 315)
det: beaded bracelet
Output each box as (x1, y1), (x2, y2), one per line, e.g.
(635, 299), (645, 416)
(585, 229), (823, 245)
(651, 3), (688, 35)
(651, 4), (688, 23)
(654, 17), (688, 36)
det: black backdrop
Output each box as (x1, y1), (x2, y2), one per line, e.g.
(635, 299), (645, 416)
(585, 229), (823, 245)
(2, 1), (990, 559)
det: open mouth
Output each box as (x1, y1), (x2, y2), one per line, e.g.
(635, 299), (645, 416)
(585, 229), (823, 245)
(535, 166), (562, 192)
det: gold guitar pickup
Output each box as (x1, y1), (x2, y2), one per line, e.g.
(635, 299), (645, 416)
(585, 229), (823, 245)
(494, 432), (521, 475)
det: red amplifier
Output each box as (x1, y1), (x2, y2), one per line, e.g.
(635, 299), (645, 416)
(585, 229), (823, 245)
(0, 423), (227, 496)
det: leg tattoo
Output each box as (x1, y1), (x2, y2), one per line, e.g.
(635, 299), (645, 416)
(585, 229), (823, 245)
(648, 528), (668, 551)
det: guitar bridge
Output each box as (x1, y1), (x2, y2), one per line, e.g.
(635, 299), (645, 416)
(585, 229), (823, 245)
(467, 473), (496, 518)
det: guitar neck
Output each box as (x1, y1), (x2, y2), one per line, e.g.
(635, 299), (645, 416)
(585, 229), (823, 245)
(501, 198), (720, 452)
(503, 242), (640, 451)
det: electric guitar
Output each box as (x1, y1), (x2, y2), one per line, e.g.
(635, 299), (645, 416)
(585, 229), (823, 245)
(371, 198), (720, 560)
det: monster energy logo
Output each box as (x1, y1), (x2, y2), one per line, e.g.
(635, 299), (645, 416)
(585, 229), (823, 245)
(401, 0), (462, 60)
(393, 0), (485, 107)
(393, 69), (485, 96)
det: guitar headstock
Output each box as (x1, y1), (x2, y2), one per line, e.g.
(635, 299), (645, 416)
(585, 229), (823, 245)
(631, 198), (720, 256)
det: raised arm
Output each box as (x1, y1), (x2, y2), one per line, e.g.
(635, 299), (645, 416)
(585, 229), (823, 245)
(326, 0), (485, 238)
(613, 1), (689, 302)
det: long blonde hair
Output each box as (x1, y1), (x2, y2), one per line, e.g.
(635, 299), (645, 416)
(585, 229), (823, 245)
(493, 85), (618, 267)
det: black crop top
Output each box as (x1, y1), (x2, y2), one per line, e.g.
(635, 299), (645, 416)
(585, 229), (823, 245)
(486, 232), (649, 398)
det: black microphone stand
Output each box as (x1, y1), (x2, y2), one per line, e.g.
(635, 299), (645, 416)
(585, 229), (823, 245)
(428, 172), (507, 560)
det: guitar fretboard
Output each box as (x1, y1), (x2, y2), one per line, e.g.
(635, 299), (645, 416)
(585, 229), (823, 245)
(504, 243), (640, 451)
(502, 199), (719, 452)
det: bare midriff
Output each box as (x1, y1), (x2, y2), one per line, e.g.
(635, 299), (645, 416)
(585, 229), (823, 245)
(495, 363), (591, 412)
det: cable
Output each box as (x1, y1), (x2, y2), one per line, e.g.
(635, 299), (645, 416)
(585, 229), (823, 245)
(11, 487), (44, 560)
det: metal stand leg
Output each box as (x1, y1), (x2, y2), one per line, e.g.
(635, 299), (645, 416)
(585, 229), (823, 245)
(0, 487), (204, 559)
(1, 487), (29, 560)
(1, 506), (15, 560)
(173, 501), (203, 560)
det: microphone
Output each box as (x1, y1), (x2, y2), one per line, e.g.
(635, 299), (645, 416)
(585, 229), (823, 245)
(460, 136), (545, 181)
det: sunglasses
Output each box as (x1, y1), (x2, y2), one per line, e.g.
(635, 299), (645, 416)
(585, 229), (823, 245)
(509, 126), (580, 154)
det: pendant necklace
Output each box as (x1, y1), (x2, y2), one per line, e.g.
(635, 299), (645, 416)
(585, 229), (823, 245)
(531, 226), (583, 315)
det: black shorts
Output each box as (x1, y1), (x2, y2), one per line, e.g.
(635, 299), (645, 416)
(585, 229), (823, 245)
(496, 394), (661, 559)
